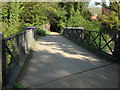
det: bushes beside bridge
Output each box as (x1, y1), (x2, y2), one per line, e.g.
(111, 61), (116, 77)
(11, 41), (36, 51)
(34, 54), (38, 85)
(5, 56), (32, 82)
(36, 29), (46, 36)
(36, 29), (50, 36)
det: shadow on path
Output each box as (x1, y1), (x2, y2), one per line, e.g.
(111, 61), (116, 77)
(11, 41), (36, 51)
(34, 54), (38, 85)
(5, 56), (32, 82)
(17, 32), (118, 88)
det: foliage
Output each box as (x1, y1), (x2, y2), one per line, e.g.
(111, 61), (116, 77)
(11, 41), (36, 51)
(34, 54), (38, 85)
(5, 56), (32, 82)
(14, 83), (25, 88)
(2, 82), (25, 89)
(1, 2), (103, 37)
(100, 2), (120, 32)
(84, 20), (101, 31)
(2, 2), (24, 37)
(46, 30), (50, 35)
(59, 29), (63, 35)
(36, 29), (46, 36)
(64, 3), (101, 31)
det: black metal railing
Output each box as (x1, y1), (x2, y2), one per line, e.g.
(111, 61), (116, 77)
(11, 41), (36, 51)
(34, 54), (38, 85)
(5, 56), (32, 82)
(2, 26), (36, 88)
(62, 27), (120, 59)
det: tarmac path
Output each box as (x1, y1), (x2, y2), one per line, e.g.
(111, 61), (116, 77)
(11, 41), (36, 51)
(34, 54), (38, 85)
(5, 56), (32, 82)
(17, 32), (118, 88)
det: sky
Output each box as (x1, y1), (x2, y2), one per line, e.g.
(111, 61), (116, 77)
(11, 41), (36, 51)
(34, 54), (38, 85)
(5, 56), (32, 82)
(88, 0), (110, 15)
(88, 0), (110, 8)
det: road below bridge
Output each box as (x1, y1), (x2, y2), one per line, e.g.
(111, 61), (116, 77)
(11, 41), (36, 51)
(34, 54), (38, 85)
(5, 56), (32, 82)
(17, 32), (118, 88)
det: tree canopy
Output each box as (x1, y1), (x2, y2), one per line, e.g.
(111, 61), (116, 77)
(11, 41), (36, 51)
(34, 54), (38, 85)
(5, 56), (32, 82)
(1, 2), (119, 37)
(100, 2), (120, 32)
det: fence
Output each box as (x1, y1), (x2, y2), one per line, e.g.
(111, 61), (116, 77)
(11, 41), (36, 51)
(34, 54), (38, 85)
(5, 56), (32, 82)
(62, 27), (120, 59)
(2, 26), (36, 88)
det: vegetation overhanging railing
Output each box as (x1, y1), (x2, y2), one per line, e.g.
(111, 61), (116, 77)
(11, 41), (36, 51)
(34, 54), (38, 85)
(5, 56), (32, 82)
(2, 26), (36, 88)
(62, 27), (120, 60)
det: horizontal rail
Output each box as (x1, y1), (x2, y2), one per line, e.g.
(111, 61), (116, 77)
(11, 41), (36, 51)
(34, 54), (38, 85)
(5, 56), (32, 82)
(3, 31), (26, 41)
(64, 27), (116, 34)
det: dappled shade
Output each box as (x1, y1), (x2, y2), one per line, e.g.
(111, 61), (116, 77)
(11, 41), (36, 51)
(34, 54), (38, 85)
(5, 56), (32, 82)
(17, 32), (118, 88)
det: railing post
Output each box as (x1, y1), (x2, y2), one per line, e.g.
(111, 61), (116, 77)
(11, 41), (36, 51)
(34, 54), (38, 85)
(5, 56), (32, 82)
(80, 28), (84, 42)
(88, 31), (91, 45)
(2, 34), (7, 87)
(63, 28), (65, 36)
(0, 33), (3, 88)
(99, 33), (102, 49)
(114, 31), (120, 59)
(25, 26), (36, 51)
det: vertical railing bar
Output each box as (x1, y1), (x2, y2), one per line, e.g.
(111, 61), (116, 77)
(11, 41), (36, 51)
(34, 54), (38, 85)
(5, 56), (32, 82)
(88, 31), (91, 45)
(2, 39), (7, 87)
(113, 31), (120, 58)
(99, 33), (102, 49)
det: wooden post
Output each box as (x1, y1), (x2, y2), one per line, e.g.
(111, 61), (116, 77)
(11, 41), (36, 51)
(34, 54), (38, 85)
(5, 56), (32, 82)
(0, 33), (3, 88)
(2, 35), (7, 87)
(99, 33), (102, 50)
(81, 29), (84, 42)
(88, 31), (91, 45)
(114, 31), (120, 59)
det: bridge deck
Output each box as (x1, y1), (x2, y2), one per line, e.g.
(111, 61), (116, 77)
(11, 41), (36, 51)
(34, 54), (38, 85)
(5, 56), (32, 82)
(17, 32), (118, 88)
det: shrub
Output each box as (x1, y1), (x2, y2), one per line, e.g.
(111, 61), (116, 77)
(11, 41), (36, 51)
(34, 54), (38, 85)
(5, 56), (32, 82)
(46, 30), (50, 35)
(14, 83), (25, 88)
(36, 29), (46, 36)
(59, 29), (63, 35)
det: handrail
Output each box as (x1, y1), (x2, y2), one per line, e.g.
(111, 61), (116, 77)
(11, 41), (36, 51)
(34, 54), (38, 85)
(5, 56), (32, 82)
(62, 27), (120, 59)
(2, 26), (36, 88)
(3, 31), (26, 41)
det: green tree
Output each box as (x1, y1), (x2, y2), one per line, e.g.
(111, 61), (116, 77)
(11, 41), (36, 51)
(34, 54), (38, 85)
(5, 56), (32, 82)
(1, 2), (102, 37)
(100, 2), (120, 32)
(2, 2), (23, 37)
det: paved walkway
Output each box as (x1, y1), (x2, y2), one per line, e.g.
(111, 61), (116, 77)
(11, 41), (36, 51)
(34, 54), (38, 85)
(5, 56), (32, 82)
(17, 32), (118, 88)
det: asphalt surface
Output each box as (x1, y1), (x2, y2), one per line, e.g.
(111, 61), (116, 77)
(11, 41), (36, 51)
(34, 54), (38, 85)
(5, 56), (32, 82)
(17, 32), (118, 88)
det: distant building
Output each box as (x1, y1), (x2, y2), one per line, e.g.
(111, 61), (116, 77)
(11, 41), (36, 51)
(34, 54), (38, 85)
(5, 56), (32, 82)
(102, 8), (110, 16)
(90, 7), (110, 20)
(90, 15), (98, 20)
